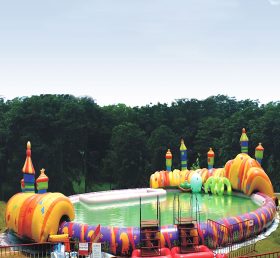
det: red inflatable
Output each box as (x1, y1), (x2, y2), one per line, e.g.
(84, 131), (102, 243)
(132, 248), (172, 258)
(171, 246), (214, 258)
(216, 254), (228, 258)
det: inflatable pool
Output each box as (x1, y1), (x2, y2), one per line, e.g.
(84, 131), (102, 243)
(71, 191), (258, 226)
(58, 189), (275, 255)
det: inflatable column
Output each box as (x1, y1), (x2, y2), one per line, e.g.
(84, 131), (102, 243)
(165, 149), (172, 172)
(36, 168), (49, 193)
(22, 141), (35, 193)
(20, 179), (25, 192)
(240, 128), (249, 153)
(180, 139), (188, 170)
(255, 143), (264, 165)
(207, 148), (215, 169)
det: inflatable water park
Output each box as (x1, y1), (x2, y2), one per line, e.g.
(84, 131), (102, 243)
(4, 128), (277, 257)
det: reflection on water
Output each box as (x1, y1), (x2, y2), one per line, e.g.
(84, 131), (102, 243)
(74, 191), (259, 227)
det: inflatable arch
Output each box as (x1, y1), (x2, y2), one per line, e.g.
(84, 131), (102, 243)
(5, 192), (75, 242)
(224, 153), (274, 197)
(204, 177), (232, 195)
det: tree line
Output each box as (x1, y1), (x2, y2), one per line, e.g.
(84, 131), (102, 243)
(0, 94), (279, 201)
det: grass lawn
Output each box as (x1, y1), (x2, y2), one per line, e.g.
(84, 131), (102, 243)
(0, 201), (7, 233)
(251, 193), (280, 253)
(230, 224), (280, 256)
(254, 226), (280, 253)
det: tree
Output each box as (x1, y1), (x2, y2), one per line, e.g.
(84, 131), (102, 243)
(147, 125), (178, 171)
(1, 94), (280, 199)
(194, 117), (223, 168)
(103, 123), (148, 188)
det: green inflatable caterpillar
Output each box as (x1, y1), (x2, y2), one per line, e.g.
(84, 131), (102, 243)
(204, 176), (232, 195)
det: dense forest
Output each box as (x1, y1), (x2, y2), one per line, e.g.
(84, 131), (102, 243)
(0, 94), (279, 201)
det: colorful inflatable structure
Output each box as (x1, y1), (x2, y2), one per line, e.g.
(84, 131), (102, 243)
(6, 192), (74, 243)
(147, 128), (276, 255)
(150, 129), (274, 198)
(204, 176), (232, 195)
(5, 142), (75, 243)
(59, 129), (275, 256)
(5, 129), (277, 257)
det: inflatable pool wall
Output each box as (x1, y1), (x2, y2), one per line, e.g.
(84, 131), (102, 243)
(59, 192), (276, 256)
(59, 221), (179, 255)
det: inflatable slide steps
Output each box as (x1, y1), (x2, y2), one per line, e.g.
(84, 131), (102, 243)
(140, 220), (161, 257)
(176, 218), (199, 254)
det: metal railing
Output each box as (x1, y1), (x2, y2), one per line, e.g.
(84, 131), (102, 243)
(1, 239), (278, 258)
(0, 242), (52, 257)
(228, 240), (256, 258)
(206, 219), (259, 258)
(238, 250), (280, 258)
(206, 219), (232, 250)
(0, 241), (109, 257)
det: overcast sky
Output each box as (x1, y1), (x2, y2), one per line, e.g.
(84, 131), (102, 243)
(0, 0), (279, 106)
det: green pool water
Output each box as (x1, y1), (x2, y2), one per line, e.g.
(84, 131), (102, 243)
(73, 191), (259, 227)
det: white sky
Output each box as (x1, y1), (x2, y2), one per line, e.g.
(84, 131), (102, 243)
(0, 0), (280, 107)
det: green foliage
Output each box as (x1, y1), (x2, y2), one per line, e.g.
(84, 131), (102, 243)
(190, 154), (201, 170)
(0, 94), (280, 200)
(0, 201), (6, 233)
(72, 176), (86, 194)
(148, 125), (178, 171)
(103, 122), (148, 188)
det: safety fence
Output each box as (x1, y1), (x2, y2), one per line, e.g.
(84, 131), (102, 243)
(227, 240), (256, 258)
(206, 219), (233, 253)
(0, 242), (52, 257)
(238, 250), (280, 258)
(0, 240), (279, 258)
(0, 241), (108, 257)
(206, 219), (258, 258)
